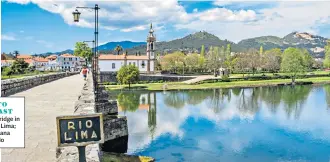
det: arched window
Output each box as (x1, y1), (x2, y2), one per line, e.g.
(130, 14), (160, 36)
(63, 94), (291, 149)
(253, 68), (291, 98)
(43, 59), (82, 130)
(112, 63), (115, 69)
(141, 61), (145, 68)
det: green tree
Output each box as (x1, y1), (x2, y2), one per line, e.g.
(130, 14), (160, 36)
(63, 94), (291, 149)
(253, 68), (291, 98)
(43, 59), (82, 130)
(184, 53), (199, 73)
(117, 65), (140, 89)
(324, 41), (330, 68)
(11, 59), (29, 74)
(2, 67), (13, 78)
(280, 47), (306, 84)
(259, 46), (263, 55)
(13, 50), (19, 59)
(226, 44), (231, 57)
(74, 42), (92, 63)
(300, 49), (313, 70)
(206, 46), (221, 76)
(160, 51), (185, 73)
(117, 92), (141, 112)
(114, 45), (123, 55)
(200, 45), (205, 58)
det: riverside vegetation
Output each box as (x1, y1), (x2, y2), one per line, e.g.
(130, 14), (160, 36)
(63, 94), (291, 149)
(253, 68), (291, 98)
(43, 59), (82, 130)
(105, 40), (330, 90)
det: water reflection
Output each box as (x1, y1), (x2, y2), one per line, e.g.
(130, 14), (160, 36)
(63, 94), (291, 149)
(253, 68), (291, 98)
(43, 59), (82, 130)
(114, 85), (330, 161)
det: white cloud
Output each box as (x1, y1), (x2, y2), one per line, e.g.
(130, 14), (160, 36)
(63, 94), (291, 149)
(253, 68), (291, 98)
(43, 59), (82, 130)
(121, 25), (147, 32)
(196, 8), (257, 22)
(2, 34), (16, 41)
(176, 1), (330, 42)
(19, 30), (24, 33)
(6, 0), (330, 41)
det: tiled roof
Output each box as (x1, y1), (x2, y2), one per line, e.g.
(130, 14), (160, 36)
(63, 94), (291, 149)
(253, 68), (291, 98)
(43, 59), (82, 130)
(60, 53), (75, 57)
(16, 55), (32, 59)
(99, 54), (149, 60)
(24, 59), (34, 64)
(1, 60), (15, 63)
(46, 55), (57, 59)
(34, 57), (49, 62)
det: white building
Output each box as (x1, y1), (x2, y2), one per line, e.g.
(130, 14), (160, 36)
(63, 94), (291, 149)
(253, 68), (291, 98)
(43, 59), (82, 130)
(99, 23), (156, 73)
(56, 54), (86, 72)
(1, 60), (15, 67)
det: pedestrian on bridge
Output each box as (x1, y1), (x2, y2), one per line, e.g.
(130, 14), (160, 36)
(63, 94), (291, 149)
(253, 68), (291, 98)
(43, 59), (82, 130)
(81, 66), (88, 80)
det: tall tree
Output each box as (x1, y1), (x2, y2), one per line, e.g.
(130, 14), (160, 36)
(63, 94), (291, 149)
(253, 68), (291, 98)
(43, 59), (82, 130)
(13, 50), (19, 59)
(300, 49), (313, 70)
(246, 48), (260, 75)
(323, 40), (330, 68)
(114, 45), (123, 55)
(226, 44), (231, 57)
(259, 46), (263, 55)
(200, 45), (205, 58)
(206, 46), (221, 76)
(280, 47), (306, 84)
(184, 53), (199, 73)
(74, 42), (93, 63)
(263, 48), (282, 73)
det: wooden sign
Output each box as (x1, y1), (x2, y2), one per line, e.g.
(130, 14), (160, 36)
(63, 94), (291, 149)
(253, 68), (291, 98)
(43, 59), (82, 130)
(56, 113), (104, 147)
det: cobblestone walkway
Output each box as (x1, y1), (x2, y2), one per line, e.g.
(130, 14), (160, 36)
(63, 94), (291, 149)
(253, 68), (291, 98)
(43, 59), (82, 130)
(1, 74), (85, 162)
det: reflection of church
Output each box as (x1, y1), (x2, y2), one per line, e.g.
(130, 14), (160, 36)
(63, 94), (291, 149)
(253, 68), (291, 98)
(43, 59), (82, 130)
(118, 92), (157, 137)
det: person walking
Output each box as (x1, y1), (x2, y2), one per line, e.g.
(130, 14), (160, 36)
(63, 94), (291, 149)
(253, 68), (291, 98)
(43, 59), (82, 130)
(81, 66), (88, 80)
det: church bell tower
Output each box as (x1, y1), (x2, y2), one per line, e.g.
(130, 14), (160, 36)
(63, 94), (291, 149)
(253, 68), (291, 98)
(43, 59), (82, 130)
(147, 23), (156, 73)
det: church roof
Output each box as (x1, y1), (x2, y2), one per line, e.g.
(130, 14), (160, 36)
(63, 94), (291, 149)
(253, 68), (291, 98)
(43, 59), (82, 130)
(99, 54), (149, 60)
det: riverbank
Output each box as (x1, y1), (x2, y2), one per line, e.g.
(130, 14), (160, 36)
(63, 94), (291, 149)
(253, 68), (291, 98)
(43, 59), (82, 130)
(105, 77), (330, 91)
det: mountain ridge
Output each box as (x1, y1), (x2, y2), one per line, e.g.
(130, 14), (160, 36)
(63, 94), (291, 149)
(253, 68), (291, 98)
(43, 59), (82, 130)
(38, 31), (329, 58)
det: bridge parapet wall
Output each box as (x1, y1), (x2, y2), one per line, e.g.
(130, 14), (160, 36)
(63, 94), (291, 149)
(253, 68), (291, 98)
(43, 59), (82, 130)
(1, 72), (79, 97)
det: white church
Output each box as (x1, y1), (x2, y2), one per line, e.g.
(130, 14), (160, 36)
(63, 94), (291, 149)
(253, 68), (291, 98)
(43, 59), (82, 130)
(98, 23), (156, 73)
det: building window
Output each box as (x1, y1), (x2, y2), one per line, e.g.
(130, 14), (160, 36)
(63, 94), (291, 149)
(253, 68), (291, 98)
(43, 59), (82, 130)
(64, 58), (66, 61)
(112, 63), (115, 69)
(64, 62), (66, 65)
(129, 62), (131, 65)
(69, 58), (72, 61)
(76, 58), (78, 61)
(141, 61), (145, 68)
(133, 62), (136, 66)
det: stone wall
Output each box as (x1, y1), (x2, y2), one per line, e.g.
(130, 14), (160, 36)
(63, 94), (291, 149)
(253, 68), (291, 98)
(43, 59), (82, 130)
(57, 74), (129, 162)
(56, 74), (100, 162)
(1, 72), (79, 97)
(100, 72), (195, 83)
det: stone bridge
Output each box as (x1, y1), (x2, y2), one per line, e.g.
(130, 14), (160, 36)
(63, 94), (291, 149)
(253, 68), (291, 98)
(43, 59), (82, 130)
(0, 73), (150, 162)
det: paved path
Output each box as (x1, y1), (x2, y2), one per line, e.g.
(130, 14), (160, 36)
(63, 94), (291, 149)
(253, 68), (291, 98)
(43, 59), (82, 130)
(2, 74), (85, 162)
(182, 75), (221, 84)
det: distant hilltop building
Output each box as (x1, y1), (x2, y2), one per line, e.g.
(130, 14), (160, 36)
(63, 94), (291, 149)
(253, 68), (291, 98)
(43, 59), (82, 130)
(98, 23), (156, 73)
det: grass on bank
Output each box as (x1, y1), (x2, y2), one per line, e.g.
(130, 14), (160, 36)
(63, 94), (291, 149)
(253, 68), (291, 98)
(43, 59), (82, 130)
(1, 71), (57, 80)
(105, 77), (330, 91)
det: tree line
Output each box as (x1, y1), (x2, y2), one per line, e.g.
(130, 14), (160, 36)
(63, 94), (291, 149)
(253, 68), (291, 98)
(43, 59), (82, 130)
(159, 43), (329, 83)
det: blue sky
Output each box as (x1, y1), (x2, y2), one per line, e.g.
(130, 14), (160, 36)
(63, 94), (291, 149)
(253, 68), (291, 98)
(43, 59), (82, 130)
(2, 0), (330, 54)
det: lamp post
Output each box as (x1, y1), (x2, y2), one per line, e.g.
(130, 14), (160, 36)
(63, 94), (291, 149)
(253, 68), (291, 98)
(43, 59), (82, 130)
(73, 5), (100, 162)
(73, 4), (100, 103)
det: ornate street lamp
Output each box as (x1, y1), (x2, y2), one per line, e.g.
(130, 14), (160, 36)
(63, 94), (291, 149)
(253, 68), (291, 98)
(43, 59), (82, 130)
(72, 9), (81, 22)
(73, 4), (100, 104)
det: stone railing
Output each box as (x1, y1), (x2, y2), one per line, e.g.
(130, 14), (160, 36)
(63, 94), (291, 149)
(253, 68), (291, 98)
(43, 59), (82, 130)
(57, 73), (130, 162)
(1, 72), (79, 97)
(99, 71), (195, 83)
